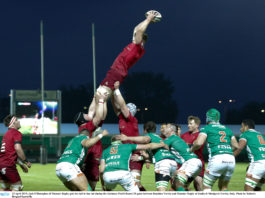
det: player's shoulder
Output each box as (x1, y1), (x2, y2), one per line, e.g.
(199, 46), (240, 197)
(181, 131), (189, 138)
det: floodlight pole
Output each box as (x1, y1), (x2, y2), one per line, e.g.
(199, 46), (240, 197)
(92, 23), (96, 93)
(40, 20), (46, 164)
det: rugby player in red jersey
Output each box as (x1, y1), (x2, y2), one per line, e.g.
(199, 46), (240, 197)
(111, 81), (146, 191)
(0, 115), (31, 191)
(73, 93), (107, 191)
(87, 10), (159, 120)
(181, 116), (205, 191)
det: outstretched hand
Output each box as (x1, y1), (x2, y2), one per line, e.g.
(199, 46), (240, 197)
(116, 134), (127, 141)
(145, 11), (157, 22)
(19, 164), (28, 173)
(102, 130), (109, 137)
(131, 154), (141, 162)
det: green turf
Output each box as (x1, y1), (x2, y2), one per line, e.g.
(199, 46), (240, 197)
(19, 163), (264, 191)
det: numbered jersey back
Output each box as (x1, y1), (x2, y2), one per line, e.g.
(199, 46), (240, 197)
(200, 123), (234, 158)
(240, 129), (265, 162)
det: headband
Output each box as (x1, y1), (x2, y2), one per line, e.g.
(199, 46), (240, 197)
(8, 116), (16, 128)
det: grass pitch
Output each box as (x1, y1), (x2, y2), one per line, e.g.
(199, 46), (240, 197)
(19, 163), (264, 191)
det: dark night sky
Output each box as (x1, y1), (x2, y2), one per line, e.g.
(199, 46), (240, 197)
(1, 0), (265, 123)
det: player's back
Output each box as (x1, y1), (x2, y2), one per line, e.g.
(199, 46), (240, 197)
(200, 123), (234, 158)
(165, 134), (197, 163)
(57, 135), (89, 167)
(102, 143), (137, 172)
(240, 129), (265, 162)
(145, 133), (175, 162)
(0, 129), (22, 166)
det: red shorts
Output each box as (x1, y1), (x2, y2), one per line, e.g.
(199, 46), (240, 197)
(129, 160), (144, 171)
(100, 68), (124, 89)
(129, 151), (144, 171)
(0, 165), (21, 183)
(83, 157), (100, 181)
(83, 143), (103, 181)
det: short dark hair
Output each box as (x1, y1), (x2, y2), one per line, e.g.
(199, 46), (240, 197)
(188, 115), (201, 126)
(3, 114), (14, 127)
(144, 121), (156, 133)
(242, 119), (255, 129)
(111, 135), (119, 142)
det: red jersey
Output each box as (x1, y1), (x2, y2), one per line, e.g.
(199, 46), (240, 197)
(101, 42), (145, 89)
(78, 121), (103, 159)
(78, 121), (97, 136)
(181, 131), (205, 164)
(0, 128), (22, 166)
(119, 112), (139, 144)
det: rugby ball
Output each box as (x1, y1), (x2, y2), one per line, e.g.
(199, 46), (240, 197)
(145, 10), (162, 22)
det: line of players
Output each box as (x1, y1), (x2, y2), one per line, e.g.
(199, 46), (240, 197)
(1, 10), (265, 191)
(54, 10), (265, 191)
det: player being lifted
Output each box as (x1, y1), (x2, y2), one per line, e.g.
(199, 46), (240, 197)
(100, 135), (168, 191)
(73, 93), (107, 190)
(87, 10), (161, 120)
(111, 81), (146, 190)
(191, 108), (239, 191)
(234, 119), (265, 191)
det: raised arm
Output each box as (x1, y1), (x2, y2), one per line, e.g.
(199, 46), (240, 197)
(132, 12), (156, 44)
(92, 94), (106, 127)
(113, 81), (130, 118)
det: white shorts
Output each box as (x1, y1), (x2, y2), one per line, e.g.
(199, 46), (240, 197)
(247, 160), (265, 180)
(155, 159), (177, 176)
(56, 162), (83, 183)
(206, 154), (235, 180)
(178, 158), (202, 178)
(103, 170), (139, 192)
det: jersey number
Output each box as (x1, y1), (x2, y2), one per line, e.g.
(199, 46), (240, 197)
(257, 135), (265, 145)
(110, 146), (118, 154)
(0, 143), (5, 152)
(219, 131), (227, 143)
